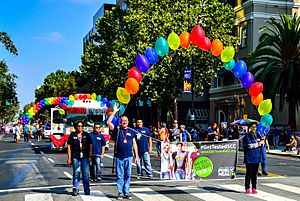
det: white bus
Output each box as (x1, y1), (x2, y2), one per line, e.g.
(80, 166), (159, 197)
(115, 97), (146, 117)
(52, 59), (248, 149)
(49, 100), (111, 151)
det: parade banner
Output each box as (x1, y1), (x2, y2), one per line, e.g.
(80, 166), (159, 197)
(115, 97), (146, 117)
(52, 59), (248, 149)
(160, 140), (238, 180)
(183, 68), (192, 93)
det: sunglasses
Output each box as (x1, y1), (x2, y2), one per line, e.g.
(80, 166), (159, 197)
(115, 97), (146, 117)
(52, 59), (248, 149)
(77, 125), (83, 127)
(136, 121), (142, 123)
(95, 127), (101, 129)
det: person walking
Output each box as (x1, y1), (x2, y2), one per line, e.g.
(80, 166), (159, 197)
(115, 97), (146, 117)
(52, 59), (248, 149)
(134, 119), (153, 180)
(179, 125), (191, 142)
(243, 122), (264, 194)
(106, 104), (139, 200)
(37, 122), (43, 142)
(67, 121), (92, 196)
(89, 123), (106, 182)
(23, 124), (29, 142)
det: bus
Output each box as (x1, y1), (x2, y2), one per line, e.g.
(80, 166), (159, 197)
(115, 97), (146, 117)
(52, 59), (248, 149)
(49, 99), (111, 151)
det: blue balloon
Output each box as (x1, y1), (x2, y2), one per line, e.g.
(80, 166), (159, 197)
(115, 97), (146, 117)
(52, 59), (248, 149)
(145, 47), (158, 64)
(265, 126), (270, 134)
(102, 97), (108, 104)
(155, 36), (169, 57)
(260, 114), (273, 127)
(241, 72), (254, 89)
(135, 54), (150, 73)
(233, 60), (247, 78)
(106, 100), (111, 107)
(257, 123), (265, 134)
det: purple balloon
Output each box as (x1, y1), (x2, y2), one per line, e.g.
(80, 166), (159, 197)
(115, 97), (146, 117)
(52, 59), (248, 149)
(135, 54), (150, 73)
(145, 47), (158, 64)
(234, 60), (247, 78)
(241, 72), (254, 88)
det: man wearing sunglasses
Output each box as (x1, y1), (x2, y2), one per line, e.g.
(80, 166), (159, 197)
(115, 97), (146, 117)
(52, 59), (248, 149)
(107, 104), (139, 200)
(67, 121), (92, 196)
(89, 123), (106, 182)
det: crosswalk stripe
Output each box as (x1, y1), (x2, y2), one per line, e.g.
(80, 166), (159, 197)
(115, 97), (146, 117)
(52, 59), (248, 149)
(79, 190), (112, 201)
(176, 186), (235, 201)
(131, 187), (174, 201)
(25, 193), (53, 201)
(220, 184), (296, 201)
(262, 183), (300, 195)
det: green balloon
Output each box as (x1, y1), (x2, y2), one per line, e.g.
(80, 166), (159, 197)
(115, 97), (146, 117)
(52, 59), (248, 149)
(155, 36), (169, 56)
(260, 114), (273, 127)
(224, 59), (236, 70)
(258, 99), (272, 116)
(167, 32), (180, 50)
(193, 156), (214, 178)
(221, 46), (235, 62)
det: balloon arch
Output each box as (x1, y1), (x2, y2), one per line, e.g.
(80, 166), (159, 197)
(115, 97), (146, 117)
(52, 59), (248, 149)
(22, 25), (273, 133)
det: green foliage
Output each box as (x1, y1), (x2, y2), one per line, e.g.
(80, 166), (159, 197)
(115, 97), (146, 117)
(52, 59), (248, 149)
(81, 0), (238, 105)
(35, 70), (79, 100)
(247, 14), (300, 128)
(0, 32), (18, 56)
(0, 61), (18, 120)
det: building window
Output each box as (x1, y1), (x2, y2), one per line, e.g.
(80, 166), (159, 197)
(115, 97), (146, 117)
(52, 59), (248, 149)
(240, 27), (247, 48)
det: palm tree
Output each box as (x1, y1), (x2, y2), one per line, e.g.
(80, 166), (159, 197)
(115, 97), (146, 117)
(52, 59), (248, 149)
(0, 32), (18, 55)
(247, 14), (300, 129)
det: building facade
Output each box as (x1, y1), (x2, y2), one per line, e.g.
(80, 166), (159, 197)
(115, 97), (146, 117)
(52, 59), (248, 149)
(210, 0), (300, 128)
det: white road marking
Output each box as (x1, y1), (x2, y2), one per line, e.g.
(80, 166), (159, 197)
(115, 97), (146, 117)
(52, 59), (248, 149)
(31, 142), (35, 145)
(47, 158), (55, 163)
(40, 151), (44, 155)
(4, 160), (37, 164)
(25, 193), (53, 201)
(177, 186), (235, 201)
(79, 190), (112, 201)
(64, 171), (73, 180)
(220, 184), (296, 201)
(131, 187), (174, 201)
(262, 183), (300, 195)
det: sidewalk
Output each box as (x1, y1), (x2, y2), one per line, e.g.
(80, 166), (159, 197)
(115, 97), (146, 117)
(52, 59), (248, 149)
(268, 145), (300, 158)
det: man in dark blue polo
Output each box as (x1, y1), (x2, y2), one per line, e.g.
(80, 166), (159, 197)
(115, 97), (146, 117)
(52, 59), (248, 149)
(89, 123), (106, 182)
(135, 119), (153, 180)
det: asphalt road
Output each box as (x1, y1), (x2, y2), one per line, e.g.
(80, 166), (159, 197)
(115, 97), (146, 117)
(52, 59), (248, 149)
(0, 134), (299, 201)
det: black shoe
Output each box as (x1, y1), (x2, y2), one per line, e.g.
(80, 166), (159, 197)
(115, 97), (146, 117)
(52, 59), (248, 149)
(257, 172), (262, 176)
(262, 171), (268, 176)
(85, 192), (90, 195)
(116, 194), (123, 200)
(124, 194), (132, 200)
(72, 189), (79, 196)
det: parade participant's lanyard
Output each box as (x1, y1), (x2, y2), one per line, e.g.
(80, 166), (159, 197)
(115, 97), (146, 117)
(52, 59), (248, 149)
(121, 129), (128, 144)
(78, 134), (83, 158)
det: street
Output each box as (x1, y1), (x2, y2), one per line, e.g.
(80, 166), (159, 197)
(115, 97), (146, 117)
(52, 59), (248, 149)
(0, 134), (299, 201)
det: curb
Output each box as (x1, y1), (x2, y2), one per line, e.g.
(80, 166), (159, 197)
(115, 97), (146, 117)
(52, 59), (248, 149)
(267, 152), (300, 159)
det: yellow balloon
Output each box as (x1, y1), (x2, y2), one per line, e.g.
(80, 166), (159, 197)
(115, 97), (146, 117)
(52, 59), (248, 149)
(91, 93), (97, 100)
(167, 32), (181, 50)
(258, 99), (272, 116)
(69, 95), (74, 100)
(221, 46), (235, 62)
(116, 87), (131, 104)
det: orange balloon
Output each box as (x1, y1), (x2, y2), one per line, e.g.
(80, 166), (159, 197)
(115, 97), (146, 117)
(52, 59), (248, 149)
(180, 32), (190, 48)
(125, 78), (139, 94)
(251, 93), (264, 106)
(74, 94), (79, 100)
(210, 39), (223, 56)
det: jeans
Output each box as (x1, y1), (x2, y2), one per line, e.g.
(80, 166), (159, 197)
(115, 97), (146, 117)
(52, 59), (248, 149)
(137, 152), (153, 176)
(72, 158), (90, 193)
(116, 156), (132, 196)
(175, 169), (186, 180)
(161, 171), (170, 179)
(245, 163), (259, 189)
(261, 147), (267, 173)
(90, 156), (102, 179)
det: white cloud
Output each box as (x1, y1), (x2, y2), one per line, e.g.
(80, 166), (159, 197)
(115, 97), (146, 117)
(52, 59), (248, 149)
(35, 32), (65, 42)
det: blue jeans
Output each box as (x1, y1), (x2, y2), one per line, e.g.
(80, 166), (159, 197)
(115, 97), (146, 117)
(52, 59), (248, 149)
(72, 158), (90, 193)
(261, 147), (267, 172)
(116, 156), (132, 196)
(161, 171), (170, 179)
(175, 169), (186, 180)
(137, 152), (153, 176)
(90, 156), (102, 179)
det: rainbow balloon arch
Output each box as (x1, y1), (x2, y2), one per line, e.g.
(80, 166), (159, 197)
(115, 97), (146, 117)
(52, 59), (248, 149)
(22, 25), (273, 134)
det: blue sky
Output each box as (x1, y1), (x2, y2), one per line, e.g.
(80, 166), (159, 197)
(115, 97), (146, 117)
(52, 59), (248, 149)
(0, 0), (116, 108)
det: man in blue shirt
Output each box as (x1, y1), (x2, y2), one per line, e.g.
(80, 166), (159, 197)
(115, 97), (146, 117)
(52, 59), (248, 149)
(135, 119), (153, 180)
(107, 104), (139, 200)
(89, 123), (106, 182)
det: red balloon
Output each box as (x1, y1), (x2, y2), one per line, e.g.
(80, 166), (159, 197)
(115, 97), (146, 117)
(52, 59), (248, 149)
(128, 67), (142, 83)
(62, 104), (67, 110)
(249, 82), (264, 97)
(199, 37), (211, 51)
(190, 25), (205, 47)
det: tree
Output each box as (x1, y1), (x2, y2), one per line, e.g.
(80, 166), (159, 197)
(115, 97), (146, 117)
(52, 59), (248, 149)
(81, 0), (238, 118)
(247, 14), (300, 129)
(0, 32), (18, 55)
(35, 70), (79, 100)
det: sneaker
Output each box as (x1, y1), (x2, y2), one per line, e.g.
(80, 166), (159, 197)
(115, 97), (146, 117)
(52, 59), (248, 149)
(72, 189), (79, 196)
(252, 188), (257, 194)
(101, 162), (104, 167)
(137, 175), (141, 180)
(97, 177), (102, 181)
(117, 194), (123, 200)
(262, 171), (268, 176)
(245, 188), (251, 194)
(124, 194), (132, 200)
